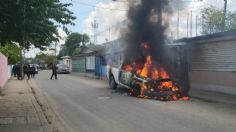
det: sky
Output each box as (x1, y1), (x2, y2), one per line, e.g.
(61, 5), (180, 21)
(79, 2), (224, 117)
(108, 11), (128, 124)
(25, 0), (236, 58)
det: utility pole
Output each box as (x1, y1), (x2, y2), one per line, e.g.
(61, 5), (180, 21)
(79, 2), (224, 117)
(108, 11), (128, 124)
(196, 16), (198, 36)
(177, 8), (179, 39)
(190, 10), (192, 37)
(108, 27), (111, 41)
(223, 0), (227, 29)
(187, 13), (189, 37)
(91, 18), (98, 44)
(55, 43), (57, 64)
(202, 14), (204, 34)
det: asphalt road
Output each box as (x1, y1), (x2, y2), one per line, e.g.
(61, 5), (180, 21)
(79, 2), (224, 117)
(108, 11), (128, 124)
(33, 70), (236, 132)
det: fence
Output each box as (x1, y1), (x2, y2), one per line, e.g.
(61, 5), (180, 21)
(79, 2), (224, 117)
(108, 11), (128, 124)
(0, 52), (8, 88)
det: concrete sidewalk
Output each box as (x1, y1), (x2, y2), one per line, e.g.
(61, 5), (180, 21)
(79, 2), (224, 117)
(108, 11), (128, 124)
(189, 86), (236, 106)
(0, 79), (50, 132)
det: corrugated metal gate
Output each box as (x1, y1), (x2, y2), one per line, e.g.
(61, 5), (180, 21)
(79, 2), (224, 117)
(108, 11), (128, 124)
(86, 56), (95, 70)
(191, 40), (236, 71)
(72, 57), (86, 72)
(95, 57), (107, 77)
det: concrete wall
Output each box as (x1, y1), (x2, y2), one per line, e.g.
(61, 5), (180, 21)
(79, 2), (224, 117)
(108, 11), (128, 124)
(189, 37), (236, 94)
(0, 53), (8, 88)
(190, 71), (236, 87)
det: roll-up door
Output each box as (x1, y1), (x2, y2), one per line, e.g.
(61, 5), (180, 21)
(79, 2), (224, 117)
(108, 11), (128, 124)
(191, 40), (236, 71)
(86, 56), (95, 70)
(72, 57), (86, 72)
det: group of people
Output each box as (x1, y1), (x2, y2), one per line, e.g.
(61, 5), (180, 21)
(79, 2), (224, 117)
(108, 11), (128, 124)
(12, 64), (37, 80)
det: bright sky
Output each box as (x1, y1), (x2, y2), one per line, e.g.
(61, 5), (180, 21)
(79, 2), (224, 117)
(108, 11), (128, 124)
(25, 0), (236, 58)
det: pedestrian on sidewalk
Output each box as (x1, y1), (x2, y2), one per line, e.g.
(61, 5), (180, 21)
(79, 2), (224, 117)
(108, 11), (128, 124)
(23, 65), (30, 80)
(50, 64), (58, 80)
(16, 64), (21, 80)
(12, 64), (17, 77)
(29, 65), (35, 78)
(32, 65), (36, 78)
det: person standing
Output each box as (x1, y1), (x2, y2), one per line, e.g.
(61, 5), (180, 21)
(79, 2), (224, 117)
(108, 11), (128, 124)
(23, 65), (30, 80)
(16, 64), (21, 80)
(50, 64), (58, 80)
(32, 65), (36, 78)
(12, 65), (17, 77)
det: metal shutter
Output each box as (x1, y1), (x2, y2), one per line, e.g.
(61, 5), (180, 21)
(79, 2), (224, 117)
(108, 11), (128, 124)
(72, 57), (86, 72)
(191, 40), (236, 71)
(86, 56), (95, 70)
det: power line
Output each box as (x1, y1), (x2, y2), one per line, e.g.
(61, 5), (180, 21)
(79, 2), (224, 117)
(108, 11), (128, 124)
(71, 0), (128, 11)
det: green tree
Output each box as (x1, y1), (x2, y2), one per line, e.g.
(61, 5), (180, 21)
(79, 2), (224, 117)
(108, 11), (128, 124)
(35, 52), (55, 65)
(58, 32), (90, 57)
(201, 6), (236, 35)
(0, 0), (75, 50)
(0, 44), (21, 64)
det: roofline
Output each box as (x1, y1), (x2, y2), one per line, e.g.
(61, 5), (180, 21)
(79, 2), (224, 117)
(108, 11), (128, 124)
(175, 29), (236, 44)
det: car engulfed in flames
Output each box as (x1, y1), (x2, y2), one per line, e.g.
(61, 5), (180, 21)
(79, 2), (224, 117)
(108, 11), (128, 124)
(120, 43), (189, 101)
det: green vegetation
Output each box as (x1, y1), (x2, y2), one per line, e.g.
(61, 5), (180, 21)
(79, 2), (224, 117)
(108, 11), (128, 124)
(58, 32), (90, 58)
(0, 0), (75, 50)
(201, 6), (236, 34)
(0, 44), (21, 64)
(35, 52), (55, 65)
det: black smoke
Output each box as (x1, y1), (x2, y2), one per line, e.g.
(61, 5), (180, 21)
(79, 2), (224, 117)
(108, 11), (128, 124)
(123, 0), (172, 69)
(123, 0), (190, 95)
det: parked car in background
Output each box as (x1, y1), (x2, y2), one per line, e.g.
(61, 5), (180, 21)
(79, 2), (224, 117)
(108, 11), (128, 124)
(56, 64), (70, 74)
(29, 64), (39, 74)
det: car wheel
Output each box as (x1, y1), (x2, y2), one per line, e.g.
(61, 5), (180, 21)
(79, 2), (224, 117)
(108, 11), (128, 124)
(109, 76), (117, 89)
(130, 85), (141, 97)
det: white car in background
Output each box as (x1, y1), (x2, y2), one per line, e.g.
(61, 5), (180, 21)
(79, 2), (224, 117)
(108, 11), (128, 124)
(56, 64), (70, 74)
(29, 64), (39, 74)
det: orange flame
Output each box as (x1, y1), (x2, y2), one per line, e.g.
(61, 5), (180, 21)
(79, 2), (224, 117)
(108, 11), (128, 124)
(151, 68), (159, 80)
(140, 55), (152, 77)
(121, 42), (188, 101)
(123, 64), (132, 71)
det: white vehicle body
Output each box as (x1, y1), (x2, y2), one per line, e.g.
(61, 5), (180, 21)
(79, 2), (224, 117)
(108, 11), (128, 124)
(107, 64), (134, 91)
(107, 65), (120, 85)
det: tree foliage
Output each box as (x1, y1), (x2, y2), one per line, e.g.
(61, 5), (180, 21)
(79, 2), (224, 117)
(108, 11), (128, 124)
(58, 32), (90, 57)
(201, 6), (236, 34)
(35, 52), (55, 65)
(0, 0), (75, 50)
(0, 44), (21, 64)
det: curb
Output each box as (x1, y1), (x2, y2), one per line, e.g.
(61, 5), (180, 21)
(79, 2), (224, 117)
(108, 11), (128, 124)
(27, 80), (73, 132)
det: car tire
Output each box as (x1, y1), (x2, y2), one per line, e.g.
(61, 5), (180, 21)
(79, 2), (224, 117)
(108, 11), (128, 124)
(109, 76), (117, 89)
(130, 85), (141, 97)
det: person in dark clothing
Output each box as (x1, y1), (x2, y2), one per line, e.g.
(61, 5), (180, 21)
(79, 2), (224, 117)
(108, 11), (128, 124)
(32, 65), (36, 78)
(23, 65), (30, 80)
(12, 65), (17, 77)
(29, 66), (34, 78)
(15, 64), (21, 80)
(50, 64), (58, 80)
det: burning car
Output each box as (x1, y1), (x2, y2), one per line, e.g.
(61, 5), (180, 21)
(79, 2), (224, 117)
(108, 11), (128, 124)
(107, 0), (190, 101)
(108, 55), (189, 101)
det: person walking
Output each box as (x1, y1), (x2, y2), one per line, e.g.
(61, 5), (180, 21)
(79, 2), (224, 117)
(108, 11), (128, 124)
(50, 64), (58, 80)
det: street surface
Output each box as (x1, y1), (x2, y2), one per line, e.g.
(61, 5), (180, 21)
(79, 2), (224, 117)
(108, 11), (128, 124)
(33, 70), (236, 132)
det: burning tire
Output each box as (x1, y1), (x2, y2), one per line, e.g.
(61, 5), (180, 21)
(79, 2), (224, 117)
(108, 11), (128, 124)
(130, 85), (141, 97)
(109, 76), (117, 89)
